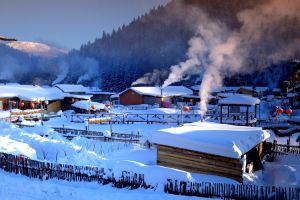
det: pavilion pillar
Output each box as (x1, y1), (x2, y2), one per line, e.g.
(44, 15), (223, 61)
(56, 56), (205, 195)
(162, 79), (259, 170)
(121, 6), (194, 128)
(246, 106), (249, 126)
(220, 105), (223, 124)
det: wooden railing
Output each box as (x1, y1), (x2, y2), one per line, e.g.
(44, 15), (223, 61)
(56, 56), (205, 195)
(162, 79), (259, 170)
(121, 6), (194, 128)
(71, 113), (201, 125)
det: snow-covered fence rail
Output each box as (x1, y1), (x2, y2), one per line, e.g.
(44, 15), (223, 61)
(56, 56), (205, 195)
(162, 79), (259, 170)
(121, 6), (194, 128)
(71, 113), (201, 124)
(52, 127), (141, 143)
(0, 152), (149, 190)
(164, 179), (300, 200)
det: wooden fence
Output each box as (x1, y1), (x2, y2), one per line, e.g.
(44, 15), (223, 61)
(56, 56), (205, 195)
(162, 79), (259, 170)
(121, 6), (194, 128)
(0, 152), (149, 190)
(164, 179), (300, 200)
(271, 142), (300, 156)
(16, 124), (141, 143)
(52, 127), (141, 143)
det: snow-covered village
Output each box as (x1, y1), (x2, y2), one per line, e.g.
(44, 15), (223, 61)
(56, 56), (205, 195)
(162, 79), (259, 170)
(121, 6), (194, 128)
(0, 0), (300, 199)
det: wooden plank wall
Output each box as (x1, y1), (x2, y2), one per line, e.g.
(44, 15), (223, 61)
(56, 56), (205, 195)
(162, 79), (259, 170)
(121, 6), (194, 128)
(157, 145), (243, 182)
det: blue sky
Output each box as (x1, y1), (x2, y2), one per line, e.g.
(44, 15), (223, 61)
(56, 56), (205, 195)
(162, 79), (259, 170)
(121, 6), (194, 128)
(0, 0), (170, 50)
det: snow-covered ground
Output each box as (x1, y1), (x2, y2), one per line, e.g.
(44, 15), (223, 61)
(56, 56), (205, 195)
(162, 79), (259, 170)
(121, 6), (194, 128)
(0, 105), (299, 199)
(0, 121), (237, 187)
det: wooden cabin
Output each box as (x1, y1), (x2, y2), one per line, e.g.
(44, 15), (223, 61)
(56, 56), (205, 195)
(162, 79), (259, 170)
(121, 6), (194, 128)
(119, 86), (193, 106)
(0, 84), (64, 112)
(152, 122), (270, 182)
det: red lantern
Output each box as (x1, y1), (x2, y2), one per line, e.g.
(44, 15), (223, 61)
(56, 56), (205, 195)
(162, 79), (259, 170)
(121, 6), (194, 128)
(30, 102), (35, 109)
(182, 106), (190, 112)
(105, 103), (111, 108)
(12, 101), (17, 107)
(286, 108), (293, 116)
(91, 104), (96, 110)
(19, 102), (25, 108)
(276, 107), (284, 115)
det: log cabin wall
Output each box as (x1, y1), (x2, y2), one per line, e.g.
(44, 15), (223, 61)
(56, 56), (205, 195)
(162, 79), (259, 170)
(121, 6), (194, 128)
(119, 89), (143, 105)
(157, 144), (243, 182)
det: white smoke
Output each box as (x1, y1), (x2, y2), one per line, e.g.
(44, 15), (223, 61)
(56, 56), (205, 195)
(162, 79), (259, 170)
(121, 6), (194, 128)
(77, 57), (99, 84)
(199, 0), (300, 116)
(52, 61), (69, 85)
(131, 69), (168, 86)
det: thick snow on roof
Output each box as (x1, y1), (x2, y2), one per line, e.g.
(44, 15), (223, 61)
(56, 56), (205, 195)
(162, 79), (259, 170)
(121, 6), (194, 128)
(64, 94), (92, 100)
(72, 100), (106, 110)
(55, 84), (89, 93)
(0, 84), (65, 101)
(219, 94), (260, 105)
(152, 122), (270, 159)
(124, 86), (193, 97)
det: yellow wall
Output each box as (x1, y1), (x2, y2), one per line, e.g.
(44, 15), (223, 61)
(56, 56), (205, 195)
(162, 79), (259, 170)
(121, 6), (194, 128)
(47, 101), (61, 112)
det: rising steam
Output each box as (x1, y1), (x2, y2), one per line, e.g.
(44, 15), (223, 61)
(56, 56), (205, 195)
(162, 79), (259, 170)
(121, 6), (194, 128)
(131, 69), (168, 86)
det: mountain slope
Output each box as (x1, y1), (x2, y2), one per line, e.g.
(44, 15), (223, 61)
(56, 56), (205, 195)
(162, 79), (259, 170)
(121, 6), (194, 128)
(6, 41), (67, 58)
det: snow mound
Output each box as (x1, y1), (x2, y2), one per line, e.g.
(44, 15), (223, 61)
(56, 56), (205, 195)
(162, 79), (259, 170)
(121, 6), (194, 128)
(0, 136), (37, 159)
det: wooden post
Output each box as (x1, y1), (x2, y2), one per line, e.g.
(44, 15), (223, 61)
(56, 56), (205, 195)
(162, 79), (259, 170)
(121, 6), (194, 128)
(246, 106), (249, 126)
(227, 105), (230, 118)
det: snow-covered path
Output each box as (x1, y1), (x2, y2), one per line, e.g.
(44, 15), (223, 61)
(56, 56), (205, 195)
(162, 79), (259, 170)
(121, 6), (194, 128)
(0, 170), (209, 200)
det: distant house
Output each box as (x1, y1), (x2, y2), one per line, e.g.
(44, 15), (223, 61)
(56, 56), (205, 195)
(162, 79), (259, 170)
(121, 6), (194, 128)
(119, 86), (193, 106)
(54, 84), (93, 110)
(152, 122), (270, 182)
(86, 87), (115, 103)
(0, 83), (64, 112)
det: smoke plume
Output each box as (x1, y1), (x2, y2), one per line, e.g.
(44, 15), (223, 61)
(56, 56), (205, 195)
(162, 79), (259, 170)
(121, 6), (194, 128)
(131, 69), (168, 86)
(52, 61), (69, 85)
(0, 43), (101, 86)
(146, 0), (300, 116)
(199, 0), (300, 116)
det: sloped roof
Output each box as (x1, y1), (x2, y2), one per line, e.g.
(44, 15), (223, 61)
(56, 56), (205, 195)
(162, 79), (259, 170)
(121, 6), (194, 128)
(120, 86), (193, 97)
(0, 83), (65, 101)
(219, 94), (260, 106)
(54, 84), (89, 93)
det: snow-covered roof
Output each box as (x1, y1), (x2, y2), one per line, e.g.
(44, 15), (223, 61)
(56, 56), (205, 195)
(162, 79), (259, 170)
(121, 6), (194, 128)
(272, 88), (281, 92)
(64, 94), (92, 100)
(0, 84), (65, 101)
(86, 91), (116, 95)
(219, 94), (260, 106)
(72, 100), (106, 110)
(152, 122), (270, 159)
(121, 86), (193, 97)
(110, 93), (119, 99)
(54, 84), (89, 93)
(287, 93), (298, 97)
